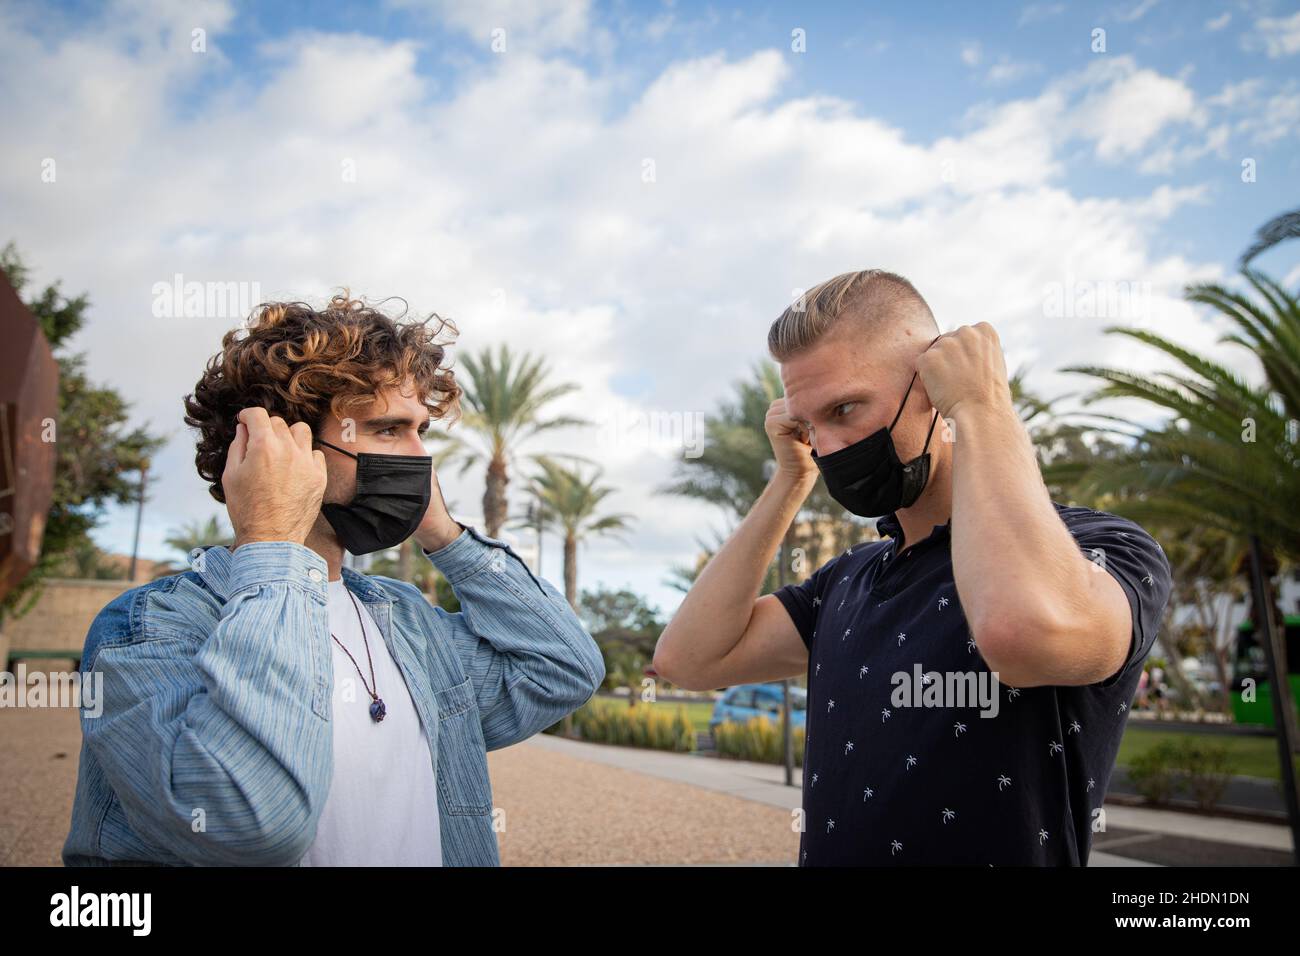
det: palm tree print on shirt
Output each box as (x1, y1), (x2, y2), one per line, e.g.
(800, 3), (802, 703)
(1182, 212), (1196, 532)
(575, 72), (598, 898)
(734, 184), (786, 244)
(997, 774), (1011, 791)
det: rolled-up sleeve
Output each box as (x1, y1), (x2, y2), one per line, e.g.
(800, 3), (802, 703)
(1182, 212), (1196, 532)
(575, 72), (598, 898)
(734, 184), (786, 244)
(423, 523), (606, 749)
(1064, 509), (1173, 689)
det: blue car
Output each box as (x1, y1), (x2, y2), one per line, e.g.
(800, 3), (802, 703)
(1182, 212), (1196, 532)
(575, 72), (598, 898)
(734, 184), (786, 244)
(710, 683), (807, 733)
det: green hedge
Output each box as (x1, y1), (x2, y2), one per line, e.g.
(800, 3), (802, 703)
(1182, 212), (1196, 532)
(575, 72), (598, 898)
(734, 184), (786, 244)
(548, 700), (695, 752)
(713, 716), (805, 765)
(1126, 738), (1233, 810)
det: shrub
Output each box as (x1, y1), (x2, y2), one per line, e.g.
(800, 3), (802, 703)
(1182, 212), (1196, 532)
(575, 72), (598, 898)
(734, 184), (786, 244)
(1127, 738), (1233, 810)
(713, 716), (805, 765)
(550, 699), (694, 752)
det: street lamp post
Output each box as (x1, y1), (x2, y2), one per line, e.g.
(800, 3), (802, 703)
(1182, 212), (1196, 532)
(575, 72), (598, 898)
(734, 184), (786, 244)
(128, 458), (148, 582)
(764, 458), (797, 788)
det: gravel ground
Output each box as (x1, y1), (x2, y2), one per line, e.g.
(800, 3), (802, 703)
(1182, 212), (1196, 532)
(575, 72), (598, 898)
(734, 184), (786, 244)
(0, 706), (81, 867)
(488, 740), (799, 865)
(0, 705), (799, 866)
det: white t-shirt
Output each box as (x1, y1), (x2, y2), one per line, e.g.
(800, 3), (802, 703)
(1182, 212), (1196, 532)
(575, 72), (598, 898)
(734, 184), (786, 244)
(299, 577), (442, 866)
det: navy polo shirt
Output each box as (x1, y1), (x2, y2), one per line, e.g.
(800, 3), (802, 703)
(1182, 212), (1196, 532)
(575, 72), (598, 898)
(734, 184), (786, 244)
(773, 501), (1172, 866)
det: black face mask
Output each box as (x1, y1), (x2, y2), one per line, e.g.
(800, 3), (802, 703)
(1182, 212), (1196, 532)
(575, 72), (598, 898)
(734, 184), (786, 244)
(314, 438), (432, 555)
(810, 369), (940, 518)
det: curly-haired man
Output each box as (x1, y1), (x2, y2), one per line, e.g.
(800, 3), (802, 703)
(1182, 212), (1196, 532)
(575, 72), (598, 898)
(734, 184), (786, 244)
(63, 294), (605, 866)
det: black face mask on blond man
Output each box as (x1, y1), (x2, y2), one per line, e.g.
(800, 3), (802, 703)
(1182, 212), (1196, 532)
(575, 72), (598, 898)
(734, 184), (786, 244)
(810, 365), (941, 519)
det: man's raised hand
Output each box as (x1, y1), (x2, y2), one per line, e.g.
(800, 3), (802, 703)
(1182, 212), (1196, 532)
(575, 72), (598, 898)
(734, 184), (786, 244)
(222, 407), (328, 548)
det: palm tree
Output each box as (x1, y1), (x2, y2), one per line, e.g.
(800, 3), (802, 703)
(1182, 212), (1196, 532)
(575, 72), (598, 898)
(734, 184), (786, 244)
(526, 457), (634, 608)
(430, 345), (587, 538)
(1059, 268), (1299, 561)
(1058, 215), (1300, 776)
(1241, 207), (1300, 266)
(150, 515), (232, 578)
(166, 515), (231, 553)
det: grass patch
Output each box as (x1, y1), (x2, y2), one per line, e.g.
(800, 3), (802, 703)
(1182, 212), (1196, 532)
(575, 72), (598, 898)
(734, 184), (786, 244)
(1119, 725), (1300, 784)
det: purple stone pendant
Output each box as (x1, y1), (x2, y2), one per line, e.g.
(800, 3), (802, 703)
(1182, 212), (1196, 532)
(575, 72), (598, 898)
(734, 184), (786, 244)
(369, 698), (387, 722)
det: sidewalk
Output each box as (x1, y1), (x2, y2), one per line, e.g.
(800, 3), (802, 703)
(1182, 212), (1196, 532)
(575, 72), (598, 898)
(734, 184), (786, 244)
(527, 733), (1297, 866)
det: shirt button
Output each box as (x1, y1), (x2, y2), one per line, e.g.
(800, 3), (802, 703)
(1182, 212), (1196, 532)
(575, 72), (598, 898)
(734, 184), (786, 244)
(308, 568), (323, 583)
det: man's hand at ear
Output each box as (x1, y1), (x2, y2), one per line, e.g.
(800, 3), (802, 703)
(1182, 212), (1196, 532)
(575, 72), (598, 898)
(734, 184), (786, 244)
(224, 407), (328, 549)
(413, 463), (463, 552)
(915, 322), (1013, 421)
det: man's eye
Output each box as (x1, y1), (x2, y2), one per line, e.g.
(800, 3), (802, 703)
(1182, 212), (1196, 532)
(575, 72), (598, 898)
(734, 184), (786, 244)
(833, 402), (857, 417)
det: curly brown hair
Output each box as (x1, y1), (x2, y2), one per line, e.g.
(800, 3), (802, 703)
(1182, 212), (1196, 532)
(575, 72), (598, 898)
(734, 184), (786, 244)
(183, 292), (460, 503)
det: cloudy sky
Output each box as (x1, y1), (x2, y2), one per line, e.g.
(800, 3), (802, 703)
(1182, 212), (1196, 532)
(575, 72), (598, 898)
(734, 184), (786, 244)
(2, 0), (1298, 615)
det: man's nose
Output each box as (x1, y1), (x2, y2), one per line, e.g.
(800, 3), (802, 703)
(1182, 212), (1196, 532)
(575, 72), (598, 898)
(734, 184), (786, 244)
(400, 435), (431, 457)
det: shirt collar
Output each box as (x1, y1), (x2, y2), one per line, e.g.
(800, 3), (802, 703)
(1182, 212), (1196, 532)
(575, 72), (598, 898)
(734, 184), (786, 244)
(874, 511), (953, 548)
(191, 545), (390, 604)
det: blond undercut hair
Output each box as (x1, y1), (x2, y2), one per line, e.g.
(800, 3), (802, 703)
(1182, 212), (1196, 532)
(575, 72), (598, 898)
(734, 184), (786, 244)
(767, 269), (938, 361)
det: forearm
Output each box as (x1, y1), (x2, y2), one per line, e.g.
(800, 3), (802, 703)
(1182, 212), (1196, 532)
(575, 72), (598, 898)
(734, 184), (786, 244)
(656, 470), (816, 676)
(423, 526), (606, 747)
(949, 397), (1091, 671)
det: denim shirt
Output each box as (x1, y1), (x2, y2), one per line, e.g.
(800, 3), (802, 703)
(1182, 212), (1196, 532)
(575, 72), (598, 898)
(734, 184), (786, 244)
(62, 523), (604, 867)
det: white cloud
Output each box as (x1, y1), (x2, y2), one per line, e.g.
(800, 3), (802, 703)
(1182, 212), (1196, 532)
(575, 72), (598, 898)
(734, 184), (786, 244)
(1116, 0), (1161, 23)
(960, 41), (1039, 87)
(1254, 11), (1300, 57)
(389, 0), (602, 53)
(1204, 11), (1231, 31)
(986, 56), (1041, 85)
(1018, 3), (1066, 26)
(1064, 57), (1203, 161)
